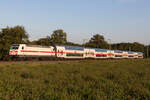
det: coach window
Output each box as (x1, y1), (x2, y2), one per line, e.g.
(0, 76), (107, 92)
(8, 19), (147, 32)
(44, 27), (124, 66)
(22, 46), (24, 50)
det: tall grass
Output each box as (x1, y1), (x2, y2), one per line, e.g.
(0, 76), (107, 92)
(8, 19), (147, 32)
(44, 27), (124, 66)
(0, 59), (150, 100)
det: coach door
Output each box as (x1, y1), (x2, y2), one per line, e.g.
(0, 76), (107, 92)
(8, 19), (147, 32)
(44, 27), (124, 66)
(108, 50), (113, 58)
(21, 46), (25, 55)
(57, 48), (64, 57)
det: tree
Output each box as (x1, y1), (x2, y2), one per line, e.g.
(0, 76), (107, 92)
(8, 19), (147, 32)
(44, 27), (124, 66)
(112, 42), (145, 52)
(30, 36), (51, 46)
(29, 29), (68, 46)
(112, 42), (145, 56)
(50, 29), (67, 44)
(65, 42), (81, 46)
(85, 34), (109, 49)
(144, 45), (150, 58)
(0, 26), (29, 60)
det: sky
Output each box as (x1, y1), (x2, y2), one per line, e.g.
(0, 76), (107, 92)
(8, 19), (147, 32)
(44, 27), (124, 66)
(0, 0), (150, 45)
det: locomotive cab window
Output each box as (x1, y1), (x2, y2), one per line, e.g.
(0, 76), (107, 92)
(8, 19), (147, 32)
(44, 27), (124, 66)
(11, 46), (19, 50)
(22, 46), (24, 50)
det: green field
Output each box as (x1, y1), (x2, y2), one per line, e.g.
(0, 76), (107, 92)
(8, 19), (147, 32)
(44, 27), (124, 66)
(0, 59), (150, 100)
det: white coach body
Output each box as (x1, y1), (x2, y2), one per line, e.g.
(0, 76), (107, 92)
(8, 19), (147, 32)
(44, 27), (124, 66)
(112, 50), (124, 58)
(94, 49), (109, 58)
(84, 48), (95, 58)
(56, 45), (85, 59)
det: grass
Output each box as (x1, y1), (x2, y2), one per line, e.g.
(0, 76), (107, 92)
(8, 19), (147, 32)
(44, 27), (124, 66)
(0, 59), (150, 100)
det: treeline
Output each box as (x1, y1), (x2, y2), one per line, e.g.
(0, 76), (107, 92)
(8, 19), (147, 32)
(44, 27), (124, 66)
(0, 25), (149, 60)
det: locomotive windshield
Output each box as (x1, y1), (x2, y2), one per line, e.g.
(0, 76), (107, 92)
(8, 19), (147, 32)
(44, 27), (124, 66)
(11, 44), (19, 50)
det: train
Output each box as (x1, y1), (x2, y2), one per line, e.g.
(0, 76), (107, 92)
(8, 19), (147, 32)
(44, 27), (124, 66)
(9, 44), (144, 60)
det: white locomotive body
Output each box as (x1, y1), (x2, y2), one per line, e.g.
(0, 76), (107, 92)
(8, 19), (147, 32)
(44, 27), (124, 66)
(10, 44), (55, 57)
(9, 44), (144, 59)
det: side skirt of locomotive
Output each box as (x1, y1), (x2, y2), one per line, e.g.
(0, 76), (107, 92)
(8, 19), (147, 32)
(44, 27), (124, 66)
(10, 55), (57, 61)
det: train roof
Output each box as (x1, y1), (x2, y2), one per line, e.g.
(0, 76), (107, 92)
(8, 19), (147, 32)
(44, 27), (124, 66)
(56, 45), (84, 51)
(137, 52), (143, 54)
(26, 44), (52, 48)
(95, 48), (108, 52)
(114, 50), (123, 53)
(65, 45), (84, 51)
(12, 44), (52, 48)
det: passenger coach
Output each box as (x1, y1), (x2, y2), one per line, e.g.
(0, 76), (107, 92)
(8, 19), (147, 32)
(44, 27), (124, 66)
(56, 45), (85, 59)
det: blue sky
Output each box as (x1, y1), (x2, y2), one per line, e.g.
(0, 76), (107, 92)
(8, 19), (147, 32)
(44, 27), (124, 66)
(0, 0), (150, 45)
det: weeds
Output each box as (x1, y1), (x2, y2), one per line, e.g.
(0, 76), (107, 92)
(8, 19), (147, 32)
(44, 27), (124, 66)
(0, 59), (150, 100)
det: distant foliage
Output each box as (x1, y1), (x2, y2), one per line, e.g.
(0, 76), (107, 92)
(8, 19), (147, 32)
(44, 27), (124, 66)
(112, 42), (145, 51)
(50, 29), (67, 45)
(30, 29), (81, 46)
(30, 36), (51, 46)
(112, 42), (146, 56)
(85, 34), (109, 49)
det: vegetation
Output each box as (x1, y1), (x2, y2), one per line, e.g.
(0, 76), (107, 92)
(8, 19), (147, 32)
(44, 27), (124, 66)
(50, 29), (67, 44)
(112, 42), (145, 55)
(0, 59), (150, 100)
(30, 29), (81, 47)
(30, 37), (51, 46)
(85, 34), (109, 49)
(31, 29), (67, 46)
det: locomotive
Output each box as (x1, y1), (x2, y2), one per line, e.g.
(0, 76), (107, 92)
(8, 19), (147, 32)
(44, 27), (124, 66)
(9, 44), (143, 60)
